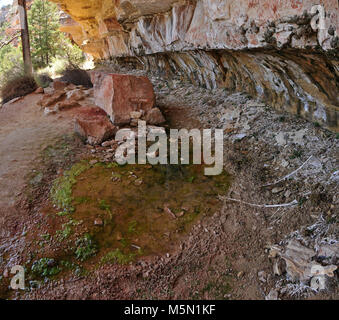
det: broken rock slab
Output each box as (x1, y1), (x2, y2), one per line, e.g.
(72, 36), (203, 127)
(91, 72), (155, 125)
(74, 106), (118, 146)
(270, 240), (338, 284)
(39, 91), (66, 108)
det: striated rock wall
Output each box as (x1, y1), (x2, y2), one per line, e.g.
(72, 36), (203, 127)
(50, 0), (339, 130)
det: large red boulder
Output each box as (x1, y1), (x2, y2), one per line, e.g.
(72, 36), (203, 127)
(74, 106), (117, 145)
(91, 72), (155, 125)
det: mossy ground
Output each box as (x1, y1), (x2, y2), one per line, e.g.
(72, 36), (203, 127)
(24, 159), (230, 281)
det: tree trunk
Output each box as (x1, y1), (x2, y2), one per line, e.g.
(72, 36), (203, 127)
(18, 0), (33, 75)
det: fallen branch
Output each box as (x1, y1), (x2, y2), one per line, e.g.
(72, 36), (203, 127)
(0, 32), (20, 50)
(219, 195), (298, 208)
(262, 156), (314, 187)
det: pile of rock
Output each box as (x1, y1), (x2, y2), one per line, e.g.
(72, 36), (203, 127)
(90, 71), (165, 126)
(38, 72), (166, 146)
(38, 80), (94, 115)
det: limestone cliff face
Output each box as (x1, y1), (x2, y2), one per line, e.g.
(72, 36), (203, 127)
(51, 0), (339, 130)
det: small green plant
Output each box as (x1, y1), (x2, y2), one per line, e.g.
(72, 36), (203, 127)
(50, 161), (90, 212)
(313, 121), (321, 128)
(56, 224), (72, 241)
(128, 220), (138, 234)
(60, 260), (83, 276)
(40, 233), (51, 241)
(74, 196), (91, 205)
(75, 234), (98, 261)
(31, 258), (61, 277)
(289, 149), (303, 159)
(101, 249), (136, 265)
(187, 176), (195, 183)
(98, 199), (110, 211)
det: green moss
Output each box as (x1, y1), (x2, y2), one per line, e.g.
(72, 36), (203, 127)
(56, 224), (72, 241)
(127, 220), (138, 234)
(31, 258), (61, 277)
(101, 249), (137, 265)
(56, 219), (81, 241)
(40, 233), (51, 241)
(201, 277), (232, 300)
(98, 199), (111, 211)
(50, 161), (90, 212)
(60, 260), (83, 276)
(74, 196), (91, 205)
(75, 233), (98, 261)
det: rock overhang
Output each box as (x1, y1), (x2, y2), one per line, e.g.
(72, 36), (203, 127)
(49, 0), (339, 131)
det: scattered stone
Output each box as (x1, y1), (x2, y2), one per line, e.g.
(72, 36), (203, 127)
(94, 218), (103, 226)
(284, 190), (291, 198)
(233, 133), (247, 141)
(130, 111), (143, 119)
(102, 140), (116, 147)
(258, 271), (267, 283)
(145, 108), (166, 125)
(134, 179), (143, 186)
(116, 232), (123, 241)
(265, 289), (279, 300)
(43, 87), (54, 95)
(176, 211), (185, 217)
(3, 268), (8, 278)
(272, 187), (284, 194)
(275, 132), (288, 146)
(164, 205), (176, 219)
(237, 271), (244, 278)
(44, 106), (59, 116)
(35, 87), (44, 94)
(281, 159), (289, 167)
(89, 160), (98, 165)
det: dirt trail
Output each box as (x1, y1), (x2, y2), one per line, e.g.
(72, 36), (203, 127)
(0, 93), (77, 243)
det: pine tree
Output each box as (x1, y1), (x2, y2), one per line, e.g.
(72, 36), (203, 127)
(28, 0), (60, 68)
